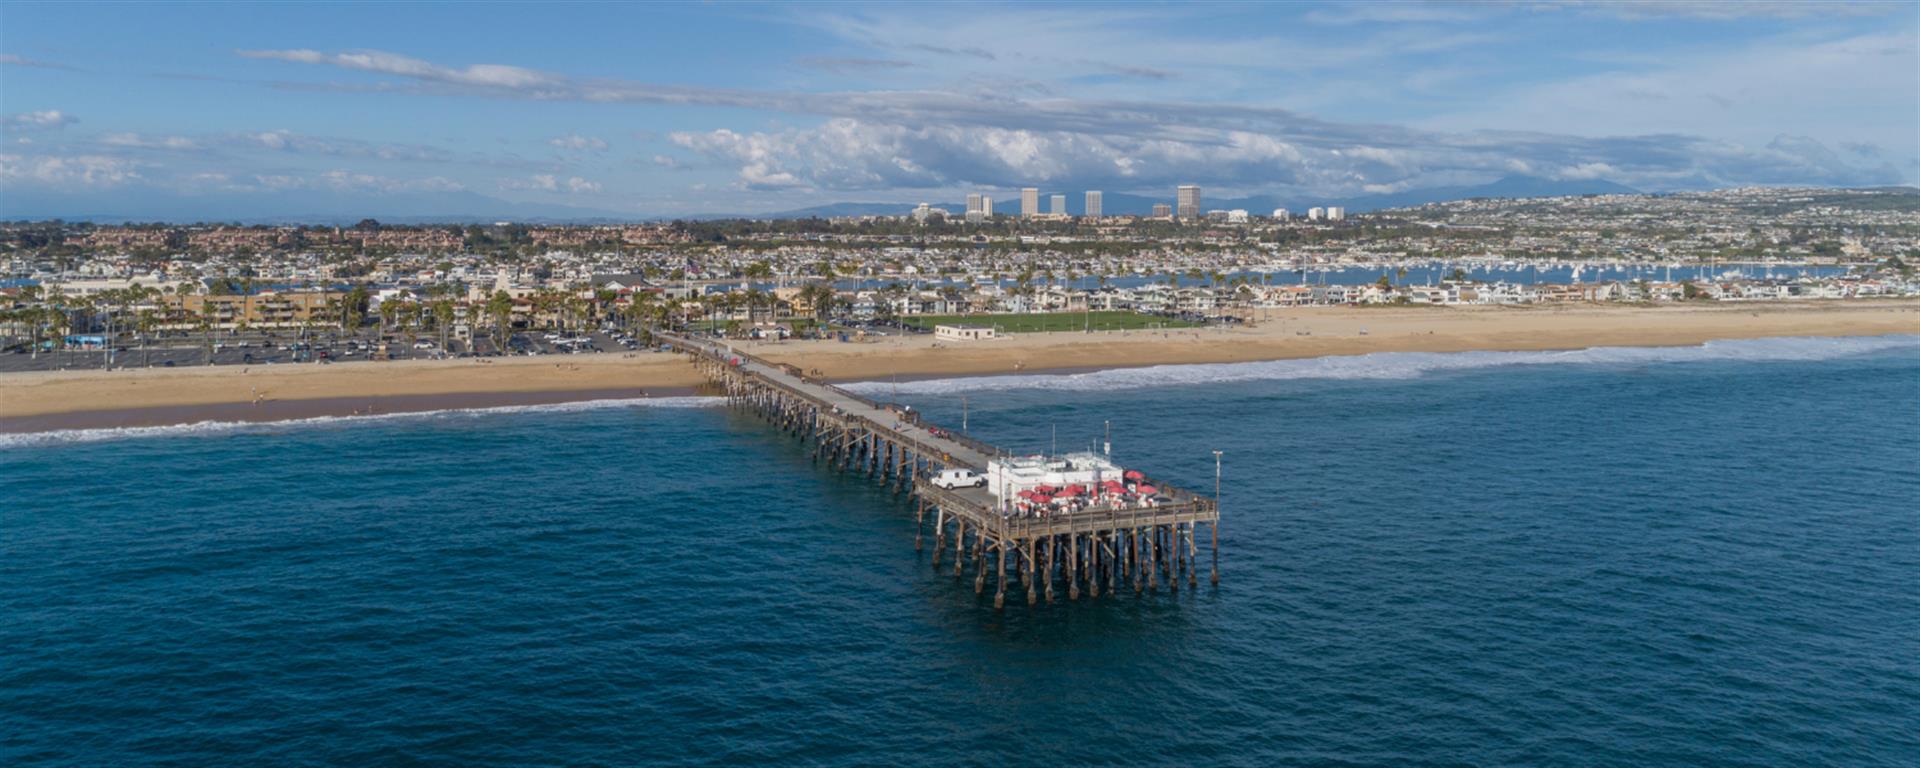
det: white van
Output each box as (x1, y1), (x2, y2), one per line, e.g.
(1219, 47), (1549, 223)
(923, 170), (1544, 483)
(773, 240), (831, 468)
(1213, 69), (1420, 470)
(930, 468), (985, 490)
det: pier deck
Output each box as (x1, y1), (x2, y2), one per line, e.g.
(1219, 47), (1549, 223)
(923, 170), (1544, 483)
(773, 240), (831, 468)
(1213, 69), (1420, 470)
(667, 333), (1219, 607)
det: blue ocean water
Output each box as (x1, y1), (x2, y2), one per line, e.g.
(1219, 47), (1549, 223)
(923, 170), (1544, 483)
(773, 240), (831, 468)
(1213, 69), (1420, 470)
(5, 336), (1919, 766)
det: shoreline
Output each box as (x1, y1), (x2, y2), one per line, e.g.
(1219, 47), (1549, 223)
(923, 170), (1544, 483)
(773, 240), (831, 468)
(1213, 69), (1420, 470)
(4, 301), (1916, 434)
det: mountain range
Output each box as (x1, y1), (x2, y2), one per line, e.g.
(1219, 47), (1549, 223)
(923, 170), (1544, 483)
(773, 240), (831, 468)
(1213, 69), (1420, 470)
(3, 175), (1638, 224)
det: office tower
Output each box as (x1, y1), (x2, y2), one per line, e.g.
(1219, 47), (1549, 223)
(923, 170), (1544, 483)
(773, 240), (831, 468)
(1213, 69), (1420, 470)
(1085, 190), (1103, 218)
(1326, 206), (1345, 221)
(1272, 208), (1290, 221)
(982, 197), (993, 217)
(1307, 207), (1325, 221)
(1177, 184), (1201, 219)
(1021, 187), (1040, 217)
(912, 203), (932, 223)
(966, 193), (983, 215)
(1152, 203), (1172, 218)
(1050, 194), (1066, 215)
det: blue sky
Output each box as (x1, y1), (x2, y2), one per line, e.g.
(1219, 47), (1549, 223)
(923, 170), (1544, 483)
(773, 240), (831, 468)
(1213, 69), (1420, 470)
(2, 0), (1915, 217)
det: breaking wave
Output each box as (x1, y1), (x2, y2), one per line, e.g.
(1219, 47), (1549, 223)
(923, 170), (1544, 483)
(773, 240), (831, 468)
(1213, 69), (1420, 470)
(0, 396), (722, 448)
(843, 335), (1920, 396)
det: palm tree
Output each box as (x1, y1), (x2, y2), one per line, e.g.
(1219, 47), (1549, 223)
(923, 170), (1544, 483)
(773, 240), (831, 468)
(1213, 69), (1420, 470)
(486, 290), (514, 350)
(379, 298), (402, 335)
(137, 308), (157, 367)
(567, 295), (590, 334)
(241, 275), (255, 336)
(432, 299), (455, 353)
(195, 310), (214, 366)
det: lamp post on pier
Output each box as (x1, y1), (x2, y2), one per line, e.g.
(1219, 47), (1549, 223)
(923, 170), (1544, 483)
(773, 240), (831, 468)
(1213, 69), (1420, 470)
(1212, 449), (1222, 586)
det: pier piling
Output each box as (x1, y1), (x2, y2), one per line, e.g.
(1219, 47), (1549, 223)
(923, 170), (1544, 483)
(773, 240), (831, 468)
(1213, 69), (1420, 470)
(673, 333), (1219, 610)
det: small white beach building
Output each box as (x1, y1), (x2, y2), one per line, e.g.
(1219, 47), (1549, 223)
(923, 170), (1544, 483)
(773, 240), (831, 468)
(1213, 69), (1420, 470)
(934, 324), (996, 341)
(986, 452), (1126, 500)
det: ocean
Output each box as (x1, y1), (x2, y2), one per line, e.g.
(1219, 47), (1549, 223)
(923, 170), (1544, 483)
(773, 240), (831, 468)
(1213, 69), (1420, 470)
(4, 336), (1918, 766)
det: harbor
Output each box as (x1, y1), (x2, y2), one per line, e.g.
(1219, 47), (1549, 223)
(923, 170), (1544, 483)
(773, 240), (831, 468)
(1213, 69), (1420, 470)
(668, 332), (1221, 608)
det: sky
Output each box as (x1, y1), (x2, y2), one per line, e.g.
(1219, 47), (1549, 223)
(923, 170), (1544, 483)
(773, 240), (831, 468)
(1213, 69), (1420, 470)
(2, 0), (1916, 218)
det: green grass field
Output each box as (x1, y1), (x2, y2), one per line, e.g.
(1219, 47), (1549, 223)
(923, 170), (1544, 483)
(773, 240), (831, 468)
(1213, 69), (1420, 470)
(898, 311), (1199, 333)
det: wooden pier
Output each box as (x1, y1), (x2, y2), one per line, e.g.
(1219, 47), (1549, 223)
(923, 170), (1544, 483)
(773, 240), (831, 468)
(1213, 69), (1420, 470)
(668, 333), (1220, 608)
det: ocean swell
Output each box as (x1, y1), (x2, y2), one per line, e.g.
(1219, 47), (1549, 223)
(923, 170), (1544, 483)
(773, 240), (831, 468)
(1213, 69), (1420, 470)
(843, 334), (1920, 396)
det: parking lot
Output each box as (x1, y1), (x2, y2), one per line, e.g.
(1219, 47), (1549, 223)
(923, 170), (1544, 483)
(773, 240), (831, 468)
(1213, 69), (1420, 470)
(0, 327), (649, 372)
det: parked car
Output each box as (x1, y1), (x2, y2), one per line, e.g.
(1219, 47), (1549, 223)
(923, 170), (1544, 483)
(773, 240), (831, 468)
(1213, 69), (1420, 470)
(930, 468), (985, 490)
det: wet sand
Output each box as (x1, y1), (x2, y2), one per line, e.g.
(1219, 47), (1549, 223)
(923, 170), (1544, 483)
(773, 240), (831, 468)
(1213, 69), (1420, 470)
(0, 387), (699, 434)
(5, 300), (1916, 433)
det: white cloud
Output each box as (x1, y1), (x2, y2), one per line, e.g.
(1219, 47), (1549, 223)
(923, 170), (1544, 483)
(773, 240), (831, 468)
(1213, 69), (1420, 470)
(671, 117), (1903, 194)
(0, 54), (79, 71)
(101, 132), (199, 150)
(232, 37), (1913, 196)
(500, 174), (601, 193)
(239, 129), (454, 162)
(1542, 0), (1903, 20)
(2, 110), (78, 130)
(548, 134), (608, 152)
(237, 48), (556, 89)
(0, 153), (142, 187)
(246, 170), (463, 193)
(1421, 32), (1919, 157)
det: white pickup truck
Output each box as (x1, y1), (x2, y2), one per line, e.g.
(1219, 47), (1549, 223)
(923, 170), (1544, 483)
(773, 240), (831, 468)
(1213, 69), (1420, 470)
(930, 468), (985, 490)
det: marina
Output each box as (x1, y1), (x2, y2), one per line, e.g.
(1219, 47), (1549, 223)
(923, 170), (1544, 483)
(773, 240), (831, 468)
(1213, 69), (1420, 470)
(669, 332), (1221, 608)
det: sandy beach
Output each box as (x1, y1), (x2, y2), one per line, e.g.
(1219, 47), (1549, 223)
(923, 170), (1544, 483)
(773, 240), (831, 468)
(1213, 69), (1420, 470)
(4, 300), (1915, 430)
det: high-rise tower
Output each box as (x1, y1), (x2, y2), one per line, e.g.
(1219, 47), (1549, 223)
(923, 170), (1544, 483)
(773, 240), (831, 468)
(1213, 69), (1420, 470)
(1176, 185), (1201, 219)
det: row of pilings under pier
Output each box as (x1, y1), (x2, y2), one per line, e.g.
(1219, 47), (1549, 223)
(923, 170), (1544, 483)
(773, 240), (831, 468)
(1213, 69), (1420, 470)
(917, 494), (1209, 608)
(678, 334), (1221, 609)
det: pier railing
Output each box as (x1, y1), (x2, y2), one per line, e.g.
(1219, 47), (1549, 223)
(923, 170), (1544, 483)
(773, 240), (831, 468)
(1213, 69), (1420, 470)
(667, 330), (1222, 607)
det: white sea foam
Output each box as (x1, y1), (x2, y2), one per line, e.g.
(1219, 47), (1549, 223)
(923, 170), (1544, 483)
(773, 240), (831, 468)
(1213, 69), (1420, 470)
(842, 334), (1920, 396)
(0, 395), (723, 449)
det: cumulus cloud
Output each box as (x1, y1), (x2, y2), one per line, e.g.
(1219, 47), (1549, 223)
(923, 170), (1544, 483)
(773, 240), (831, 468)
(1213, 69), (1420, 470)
(669, 118), (1903, 194)
(0, 153), (142, 187)
(2, 110), (79, 131)
(243, 44), (1913, 195)
(548, 134), (608, 152)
